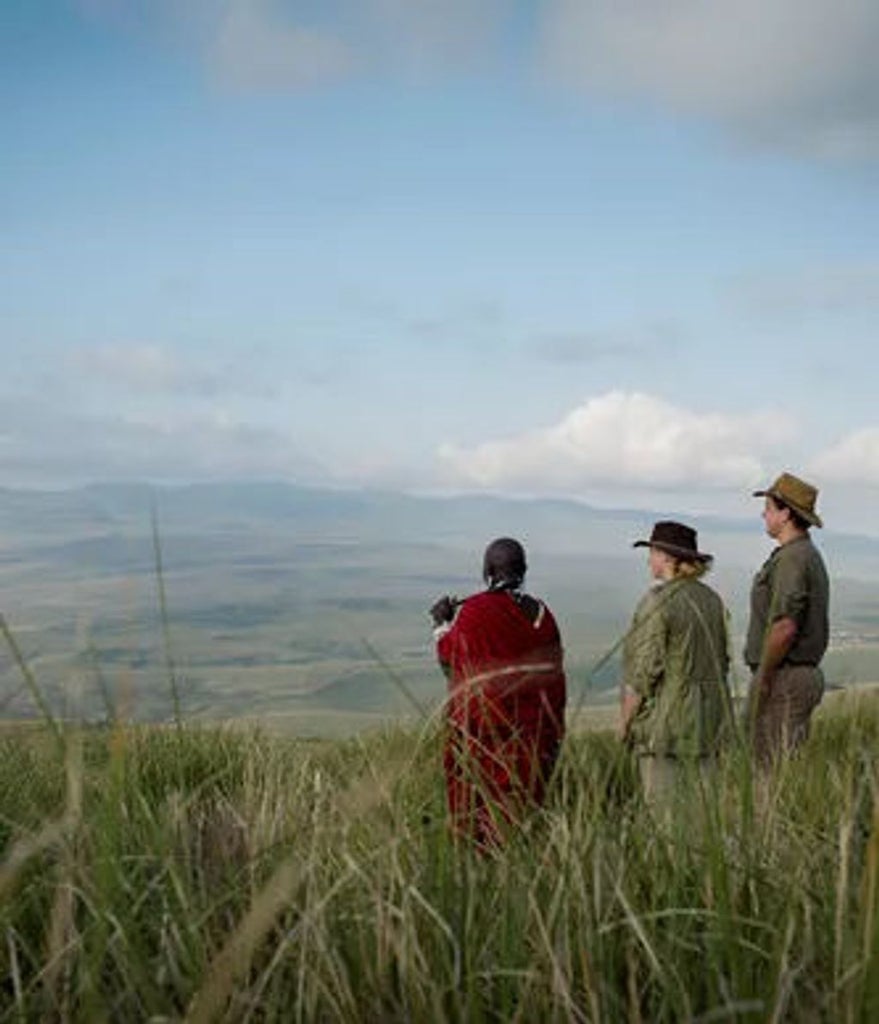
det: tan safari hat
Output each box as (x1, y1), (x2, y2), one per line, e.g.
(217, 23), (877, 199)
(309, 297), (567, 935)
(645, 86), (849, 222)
(753, 472), (823, 528)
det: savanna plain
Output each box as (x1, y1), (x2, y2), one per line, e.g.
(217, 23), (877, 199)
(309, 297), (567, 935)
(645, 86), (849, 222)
(1, 483), (878, 1020)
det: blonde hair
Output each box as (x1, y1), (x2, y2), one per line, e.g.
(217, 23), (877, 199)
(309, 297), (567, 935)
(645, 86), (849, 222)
(671, 558), (710, 580)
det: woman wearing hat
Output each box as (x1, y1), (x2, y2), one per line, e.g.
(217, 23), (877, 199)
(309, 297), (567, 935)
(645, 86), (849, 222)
(621, 521), (733, 808)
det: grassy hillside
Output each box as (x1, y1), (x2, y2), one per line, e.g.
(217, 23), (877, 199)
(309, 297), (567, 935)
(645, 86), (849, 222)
(0, 691), (876, 1021)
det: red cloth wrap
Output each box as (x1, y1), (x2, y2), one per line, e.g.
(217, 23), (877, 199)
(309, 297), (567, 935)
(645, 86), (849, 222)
(436, 590), (566, 847)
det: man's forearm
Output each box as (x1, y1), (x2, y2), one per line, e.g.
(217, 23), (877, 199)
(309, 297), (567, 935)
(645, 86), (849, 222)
(619, 685), (641, 740)
(755, 617), (798, 693)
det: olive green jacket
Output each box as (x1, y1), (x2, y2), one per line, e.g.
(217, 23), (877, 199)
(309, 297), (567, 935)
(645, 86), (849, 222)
(623, 577), (733, 757)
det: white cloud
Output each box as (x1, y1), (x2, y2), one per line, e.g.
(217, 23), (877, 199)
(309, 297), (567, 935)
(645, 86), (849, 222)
(0, 397), (324, 487)
(366, 0), (508, 69)
(76, 1), (879, 157)
(539, 1), (879, 160)
(210, 1), (353, 90)
(811, 428), (879, 484)
(438, 391), (794, 492)
(78, 0), (512, 90)
(72, 344), (181, 391)
(69, 344), (278, 399)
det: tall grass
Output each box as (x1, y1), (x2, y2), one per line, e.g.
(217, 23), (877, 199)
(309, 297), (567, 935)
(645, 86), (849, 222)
(0, 694), (876, 1022)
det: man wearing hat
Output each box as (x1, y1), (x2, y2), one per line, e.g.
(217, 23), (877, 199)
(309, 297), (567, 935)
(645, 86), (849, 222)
(621, 521), (733, 808)
(745, 473), (829, 767)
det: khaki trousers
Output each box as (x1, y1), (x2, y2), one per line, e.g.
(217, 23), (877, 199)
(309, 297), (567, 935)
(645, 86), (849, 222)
(637, 754), (717, 823)
(748, 664), (824, 768)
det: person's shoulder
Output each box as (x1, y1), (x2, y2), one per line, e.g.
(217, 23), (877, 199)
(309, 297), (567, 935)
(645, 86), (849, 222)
(803, 534), (827, 563)
(455, 589), (511, 621)
(530, 594), (562, 628)
(526, 597), (563, 641)
(453, 591), (488, 620)
(635, 584), (664, 616)
(517, 592), (541, 620)
(691, 578), (727, 611)
(777, 534), (818, 568)
(690, 575), (722, 596)
(662, 575), (720, 610)
(802, 536), (830, 584)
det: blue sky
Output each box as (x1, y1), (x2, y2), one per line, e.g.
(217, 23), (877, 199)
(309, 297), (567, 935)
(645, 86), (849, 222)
(3, 1), (879, 532)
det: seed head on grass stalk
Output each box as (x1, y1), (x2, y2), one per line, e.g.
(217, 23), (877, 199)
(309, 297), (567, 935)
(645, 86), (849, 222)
(42, 727), (84, 1020)
(857, 779), (879, 1015)
(186, 733), (412, 1022)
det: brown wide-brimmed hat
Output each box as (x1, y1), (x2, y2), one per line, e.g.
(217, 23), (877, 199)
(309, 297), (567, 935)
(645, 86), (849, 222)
(632, 521), (712, 563)
(753, 472), (823, 528)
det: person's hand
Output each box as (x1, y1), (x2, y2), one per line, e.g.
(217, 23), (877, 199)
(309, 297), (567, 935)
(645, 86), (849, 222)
(429, 595), (456, 626)
(619, 687), (640, 745)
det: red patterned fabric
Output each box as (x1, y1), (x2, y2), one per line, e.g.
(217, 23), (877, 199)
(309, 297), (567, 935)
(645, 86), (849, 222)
(436, 590), (566, 847)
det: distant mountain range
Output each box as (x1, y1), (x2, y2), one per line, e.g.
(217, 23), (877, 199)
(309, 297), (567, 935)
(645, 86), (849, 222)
(2, 478), (877, 556)
(2, 481), (878, 728)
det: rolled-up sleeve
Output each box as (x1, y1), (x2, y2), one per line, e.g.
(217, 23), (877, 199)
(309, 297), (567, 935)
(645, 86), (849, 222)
(623, 591), (666, 698)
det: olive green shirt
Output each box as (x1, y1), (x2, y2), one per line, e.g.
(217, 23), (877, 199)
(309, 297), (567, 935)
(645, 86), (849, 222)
(624, 577), (732, 757)
(744, 535), (829, 670)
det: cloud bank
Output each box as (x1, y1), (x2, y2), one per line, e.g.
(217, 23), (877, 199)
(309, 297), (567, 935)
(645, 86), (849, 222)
(0, 398), (323, 487)
(138, 0), (509, 91)
(811, 428), (879, 485)
(210, 2), (354, 89)
(438, 391), (793, 493)
(78, 1), (879, 160)
(69, 344), (278, 399)
(539, 1), (879, 160)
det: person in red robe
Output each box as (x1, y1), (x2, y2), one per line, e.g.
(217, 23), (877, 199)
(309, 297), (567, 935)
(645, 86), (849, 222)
(430, 538), (566, 848)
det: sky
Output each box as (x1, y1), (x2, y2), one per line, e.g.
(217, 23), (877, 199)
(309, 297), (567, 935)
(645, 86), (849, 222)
(3, 1), (879, 533)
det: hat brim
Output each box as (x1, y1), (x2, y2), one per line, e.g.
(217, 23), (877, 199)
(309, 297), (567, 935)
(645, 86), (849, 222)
(632, 540), (713, 563)
(753, 489), (823, 528)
